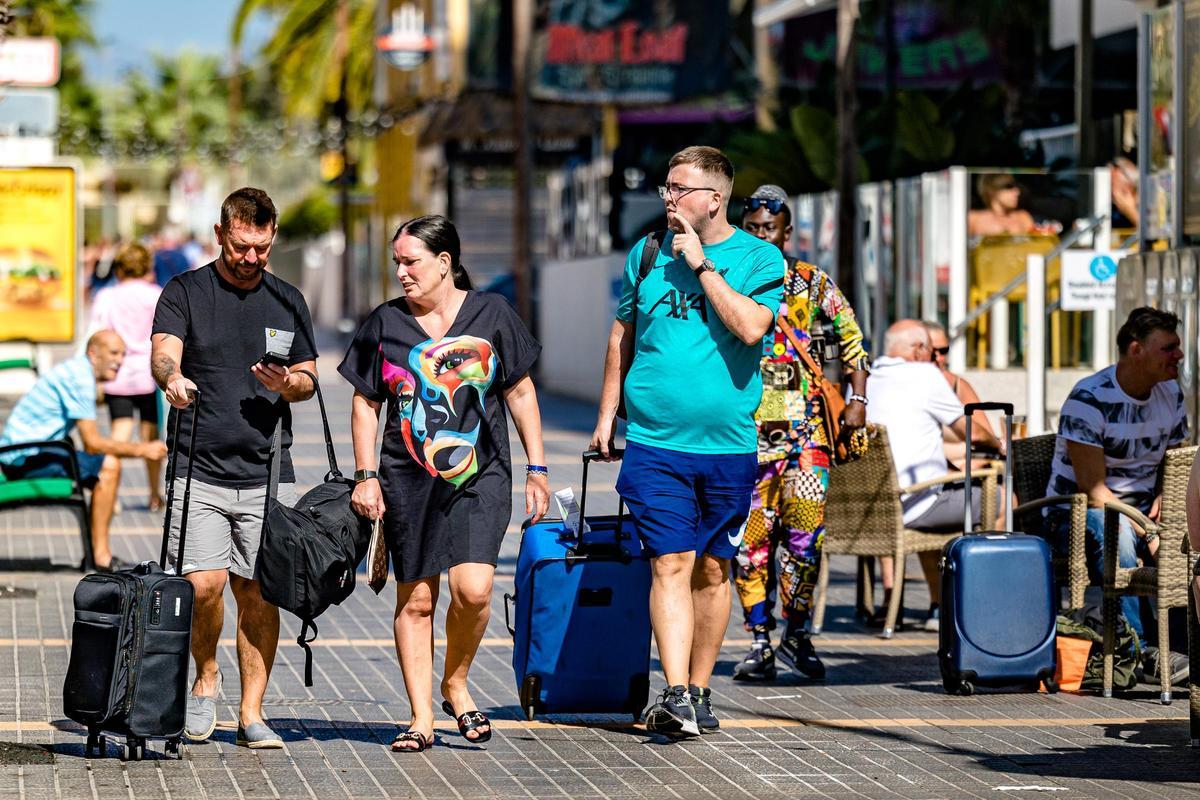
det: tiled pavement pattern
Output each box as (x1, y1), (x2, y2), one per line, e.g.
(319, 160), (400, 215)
(0, 359), (1197, 798)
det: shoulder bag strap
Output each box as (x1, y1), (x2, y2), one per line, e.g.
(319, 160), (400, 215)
(294, 368), (338, 478)
(779, 317), (823, 382)
(264, 416), (282, 521)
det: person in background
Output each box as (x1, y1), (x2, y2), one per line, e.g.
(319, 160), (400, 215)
(87, 242), (166, 510)
(0, 331), (167, 571)
(1045, 306), (1189, 685)
(924, 321), (1000, 472)
(967, 175), (1037, 237)
(731, 184), (869, 683)
(153, 228), (192, 287)
(866, 320), (1003, 632)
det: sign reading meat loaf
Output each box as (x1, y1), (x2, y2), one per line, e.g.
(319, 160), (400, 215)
(535, 0), (728, 103)
(0, 167), (76, 342)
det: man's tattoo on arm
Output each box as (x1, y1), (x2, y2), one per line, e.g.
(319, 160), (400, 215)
(152, 353), (178, 389)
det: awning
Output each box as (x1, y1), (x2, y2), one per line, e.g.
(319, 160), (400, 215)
(752, 0), (836, 28)
(418, 91), (600, 148)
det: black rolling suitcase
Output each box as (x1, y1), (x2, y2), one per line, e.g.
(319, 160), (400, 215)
(62, 391), (200, 760)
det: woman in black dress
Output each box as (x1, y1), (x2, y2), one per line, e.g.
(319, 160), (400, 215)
(339, 215), (550, 752)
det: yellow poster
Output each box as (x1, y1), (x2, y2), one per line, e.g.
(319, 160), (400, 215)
(0, 166), (77, 342)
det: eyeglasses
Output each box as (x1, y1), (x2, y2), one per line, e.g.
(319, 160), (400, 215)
(658, 184), (716, 201)
(995, 182), (1017, 191)
(746, 197), (786, 214)
(933, 346), (950, 356)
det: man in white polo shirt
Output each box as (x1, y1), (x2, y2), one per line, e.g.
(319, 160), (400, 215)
(865, 319), (1003, 631)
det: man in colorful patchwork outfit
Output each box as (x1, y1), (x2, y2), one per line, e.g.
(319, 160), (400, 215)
(732, 185), (870, 682)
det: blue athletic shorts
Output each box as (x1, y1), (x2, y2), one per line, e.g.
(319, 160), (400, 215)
(1, 450), (106, 488)
(615, 440), (756, 559)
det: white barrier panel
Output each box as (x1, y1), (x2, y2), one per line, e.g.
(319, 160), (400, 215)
(536, 253), (626, 402)
(1027, 253), (1047, 435)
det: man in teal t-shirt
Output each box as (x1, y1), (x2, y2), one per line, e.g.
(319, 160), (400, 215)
(590, 146), (784, 739)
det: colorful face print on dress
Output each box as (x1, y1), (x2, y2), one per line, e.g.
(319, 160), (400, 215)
(380, 335), (498, 487)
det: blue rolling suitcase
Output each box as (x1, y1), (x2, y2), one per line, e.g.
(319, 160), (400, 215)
(938, 402), (1059, 696)
(505, 449), (652, 721)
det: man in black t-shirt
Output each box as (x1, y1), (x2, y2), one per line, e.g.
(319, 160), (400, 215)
(151, 187), (318, 749)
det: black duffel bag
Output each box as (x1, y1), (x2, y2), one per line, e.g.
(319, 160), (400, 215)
(257, 369), (372, 686)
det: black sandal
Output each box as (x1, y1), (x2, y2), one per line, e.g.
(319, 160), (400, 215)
(441, 700), (492, 743)
(390, 730), (433, 753)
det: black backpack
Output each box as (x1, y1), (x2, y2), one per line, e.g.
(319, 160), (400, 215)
(257, 369), (372, 686)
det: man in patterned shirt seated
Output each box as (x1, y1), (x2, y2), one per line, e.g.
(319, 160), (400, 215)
(1045, 306), (1187, 681)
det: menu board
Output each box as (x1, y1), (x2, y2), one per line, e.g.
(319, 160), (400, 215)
(0, 166), (76, 342)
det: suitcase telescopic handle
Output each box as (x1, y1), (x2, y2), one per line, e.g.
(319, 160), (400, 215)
(160, 389), (200, 569)
(962, 401), (1013, 535)
(577, 449), (627, 547)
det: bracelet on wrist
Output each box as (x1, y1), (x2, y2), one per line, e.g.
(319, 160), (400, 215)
(526, 464), (549, 478)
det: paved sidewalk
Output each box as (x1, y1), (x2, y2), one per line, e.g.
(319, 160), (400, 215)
(0, 366), (1197, 798)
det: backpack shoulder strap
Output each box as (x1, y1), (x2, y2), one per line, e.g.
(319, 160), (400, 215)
(637, 230), (664, 283)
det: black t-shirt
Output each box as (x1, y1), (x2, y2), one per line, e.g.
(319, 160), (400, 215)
(337, 291), (540, 582)
(152, 262), (317, 488)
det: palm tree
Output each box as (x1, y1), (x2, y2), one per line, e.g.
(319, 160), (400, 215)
(232, 0), (378, 321)
(231, 0), (377, 122)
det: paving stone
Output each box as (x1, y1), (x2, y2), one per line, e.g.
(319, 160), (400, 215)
(1, 366), (1198, 797)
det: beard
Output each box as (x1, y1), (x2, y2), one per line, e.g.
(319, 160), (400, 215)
(224, 256), (266, 281)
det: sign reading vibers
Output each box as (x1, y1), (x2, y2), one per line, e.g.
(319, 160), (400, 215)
(1060, 250), (1127, 311)
(535, 0), (728, 103)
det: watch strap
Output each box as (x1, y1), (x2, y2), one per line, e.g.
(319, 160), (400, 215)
(353, 469), (379, 482)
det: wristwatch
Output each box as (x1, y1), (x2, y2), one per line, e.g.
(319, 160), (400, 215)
(693, 257), (716, 276)
(353, 469), (378, 483)
(848, 393), (869, 406)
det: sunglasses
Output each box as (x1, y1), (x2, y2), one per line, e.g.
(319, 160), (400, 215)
(746, 197), (786, 214)
(933, 346), (950, 356)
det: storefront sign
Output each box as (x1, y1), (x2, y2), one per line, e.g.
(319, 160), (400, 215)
(779, 4), (999, 90)
(376, 4), (434, 71)
(0, 167), (77, 342)
(1061, 250), (1126, 311)
(534, 0), (728, 103)
(0, 38), (60, 87)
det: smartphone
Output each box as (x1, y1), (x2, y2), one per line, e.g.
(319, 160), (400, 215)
(258, 352), (289, 368)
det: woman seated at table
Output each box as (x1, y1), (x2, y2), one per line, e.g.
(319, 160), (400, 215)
(924, 322), (1001, 471)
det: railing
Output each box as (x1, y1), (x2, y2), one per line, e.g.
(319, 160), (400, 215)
(949, 215), (1110, 341)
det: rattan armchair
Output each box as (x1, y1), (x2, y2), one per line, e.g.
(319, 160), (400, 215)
(814, 426), (997, 638)
(1101, 445), (1199, 704)
(1011, 433), (1089, 608)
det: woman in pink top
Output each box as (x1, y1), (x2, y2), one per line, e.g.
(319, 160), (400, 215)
(88, 243), (166, 510)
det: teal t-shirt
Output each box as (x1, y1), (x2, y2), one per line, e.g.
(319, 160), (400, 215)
(617, 227), (785, 454)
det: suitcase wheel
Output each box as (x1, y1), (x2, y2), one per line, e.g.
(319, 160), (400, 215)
(520, 674), (541, 721)
(85, 732), (106, 759)
(957, 680), (975, 697)
(165, 739), (181, 758)
(1042, 677), (1059, 695)
(120, 737), (144, 762)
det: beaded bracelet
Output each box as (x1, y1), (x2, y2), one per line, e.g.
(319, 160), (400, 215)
(526, 464), (549, 477)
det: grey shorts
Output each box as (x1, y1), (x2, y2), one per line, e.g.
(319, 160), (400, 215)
(165, 478), (298, 580)
(906, 481), (998, 533)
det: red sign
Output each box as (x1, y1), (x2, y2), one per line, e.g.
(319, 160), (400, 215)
(0, 38), (60, 87)
(544, 22), (689, 65)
